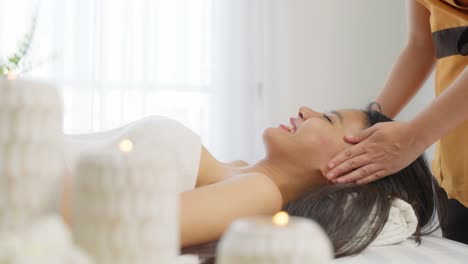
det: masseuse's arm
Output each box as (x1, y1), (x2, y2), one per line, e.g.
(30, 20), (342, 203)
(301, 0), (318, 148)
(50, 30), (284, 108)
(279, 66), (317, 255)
(327, 65), (468, 184)
(180, 173), (282, 247)
(373, 0), (435, 118)
(325, 0), (468, 183)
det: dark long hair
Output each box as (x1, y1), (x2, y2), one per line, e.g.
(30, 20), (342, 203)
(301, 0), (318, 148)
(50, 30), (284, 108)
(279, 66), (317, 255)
(284, 103), (447, 257)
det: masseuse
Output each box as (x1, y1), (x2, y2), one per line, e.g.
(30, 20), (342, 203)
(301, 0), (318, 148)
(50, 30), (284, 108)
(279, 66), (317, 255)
(326, 0), (468, 244)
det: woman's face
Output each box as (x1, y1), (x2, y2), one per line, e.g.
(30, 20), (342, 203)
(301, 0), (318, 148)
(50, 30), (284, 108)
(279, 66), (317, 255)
(263, 106), (368, 174)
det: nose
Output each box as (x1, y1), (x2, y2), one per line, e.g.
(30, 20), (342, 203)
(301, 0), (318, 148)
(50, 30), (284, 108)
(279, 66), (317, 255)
(298, 106), (322, 120)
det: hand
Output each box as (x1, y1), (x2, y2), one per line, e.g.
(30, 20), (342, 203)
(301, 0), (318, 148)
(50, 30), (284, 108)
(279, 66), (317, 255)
(325, 121), (427, 184)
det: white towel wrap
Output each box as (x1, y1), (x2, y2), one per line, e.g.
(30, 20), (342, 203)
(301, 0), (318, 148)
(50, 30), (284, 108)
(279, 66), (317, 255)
(176, 255), (200, 264)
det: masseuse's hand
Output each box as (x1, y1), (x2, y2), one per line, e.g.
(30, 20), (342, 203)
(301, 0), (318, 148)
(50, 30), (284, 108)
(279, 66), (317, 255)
(325, 121), (426, 184)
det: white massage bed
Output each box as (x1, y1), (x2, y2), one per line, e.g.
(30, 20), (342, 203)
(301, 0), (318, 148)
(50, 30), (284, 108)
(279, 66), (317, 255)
(335, 233), (468, 264)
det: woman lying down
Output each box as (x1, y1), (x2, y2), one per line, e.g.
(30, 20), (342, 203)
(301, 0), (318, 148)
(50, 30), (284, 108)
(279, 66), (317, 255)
(177, 103), (445, 253)
(180, 103), (448, 259)
(67, 103), (446, 260)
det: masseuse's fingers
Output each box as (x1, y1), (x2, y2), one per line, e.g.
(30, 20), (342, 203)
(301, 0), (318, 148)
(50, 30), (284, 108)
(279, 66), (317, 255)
(326, 152), (369, 180)
(344, 125), (379, 144)
(356, 170), (389, 185)
(334, 164), (384, 184)
(329, 121), (427, 185)
(327, 126), (379, 175)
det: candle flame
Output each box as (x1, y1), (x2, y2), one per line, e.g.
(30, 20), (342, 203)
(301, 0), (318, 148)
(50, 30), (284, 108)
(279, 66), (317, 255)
(7, 71), (17, 80)
(272, 211), (289, 226)
(119, 139), (134, 152)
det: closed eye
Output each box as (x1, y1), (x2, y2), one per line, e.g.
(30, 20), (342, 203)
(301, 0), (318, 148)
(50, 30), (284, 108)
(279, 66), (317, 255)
(323, 114), (333, 124)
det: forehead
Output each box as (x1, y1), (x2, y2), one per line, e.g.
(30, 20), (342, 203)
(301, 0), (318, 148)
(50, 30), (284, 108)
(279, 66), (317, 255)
(331, 109), (367, 131)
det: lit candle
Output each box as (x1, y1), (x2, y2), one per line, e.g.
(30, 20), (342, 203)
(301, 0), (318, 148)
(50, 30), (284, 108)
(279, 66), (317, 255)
(217, 212), (334, 264)
(118, 138), (133, 153)
(6, 71), (18, 80)
(71, 147), (180, 264)
(272, 211), (289, 226)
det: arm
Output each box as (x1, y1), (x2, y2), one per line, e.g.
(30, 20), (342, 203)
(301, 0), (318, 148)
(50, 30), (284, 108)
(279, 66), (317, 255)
(374, 0), (436, 118)
(327, 67), (468, 184)
(180, 173), (283, 247)
(410, 66), (468, 149)
(325, 1), (467, 183)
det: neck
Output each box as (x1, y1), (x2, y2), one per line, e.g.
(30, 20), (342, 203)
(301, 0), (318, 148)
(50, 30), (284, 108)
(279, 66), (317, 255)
(232, 158), (324, 205)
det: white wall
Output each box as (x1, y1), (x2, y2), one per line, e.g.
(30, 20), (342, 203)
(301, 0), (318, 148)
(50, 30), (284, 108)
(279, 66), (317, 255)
(258, 0), (435, 160)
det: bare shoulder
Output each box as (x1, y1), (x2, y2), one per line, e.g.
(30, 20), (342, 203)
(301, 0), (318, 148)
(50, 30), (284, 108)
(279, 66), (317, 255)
(196, 145), (230, 187)
(224, 160), (250, 167)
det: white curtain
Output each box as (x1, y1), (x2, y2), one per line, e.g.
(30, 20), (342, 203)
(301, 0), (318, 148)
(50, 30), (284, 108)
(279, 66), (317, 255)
(1, 0), (267, 162)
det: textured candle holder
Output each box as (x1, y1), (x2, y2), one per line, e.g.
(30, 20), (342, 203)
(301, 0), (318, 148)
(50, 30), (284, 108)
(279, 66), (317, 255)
(71, 147), (179, 264)
(0, 77), (64, 235)
(216, 215), (334, 264)
(0, 214), (94, 264)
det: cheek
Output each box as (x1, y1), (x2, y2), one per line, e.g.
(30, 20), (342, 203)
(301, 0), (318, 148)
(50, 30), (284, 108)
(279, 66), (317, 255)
(298, 124), (335, 145)
(298, 129), (335, 151)
(299, 129), (345, 162)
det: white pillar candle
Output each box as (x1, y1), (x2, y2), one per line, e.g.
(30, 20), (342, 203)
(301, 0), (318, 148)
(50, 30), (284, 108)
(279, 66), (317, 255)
(216, 211), (334, 264)
(71, 139), (179, 264)
(0, 77), (64, 235)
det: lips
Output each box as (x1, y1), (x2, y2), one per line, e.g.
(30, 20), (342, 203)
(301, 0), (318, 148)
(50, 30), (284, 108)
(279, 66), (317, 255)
(278, 117), (298, 133)
(289, 117), (297, 132)
(279, 124), (289, 132)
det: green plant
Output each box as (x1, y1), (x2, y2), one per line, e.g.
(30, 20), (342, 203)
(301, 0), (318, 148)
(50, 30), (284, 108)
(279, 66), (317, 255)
(0, 14), (37, 76)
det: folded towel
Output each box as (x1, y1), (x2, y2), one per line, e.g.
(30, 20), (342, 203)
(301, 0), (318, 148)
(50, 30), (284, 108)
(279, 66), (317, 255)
(177, 255), (200, 264)
(370, 198), (418, 246)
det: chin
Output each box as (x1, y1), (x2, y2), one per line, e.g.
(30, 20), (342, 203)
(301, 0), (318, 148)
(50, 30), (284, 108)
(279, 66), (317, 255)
(262, 127), (278, 144)
(262, 127), (276, 152)
(262, 127), (288, 158)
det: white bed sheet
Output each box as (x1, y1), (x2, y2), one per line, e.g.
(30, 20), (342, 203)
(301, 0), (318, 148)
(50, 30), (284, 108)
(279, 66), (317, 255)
(334, 234), (468, 264)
